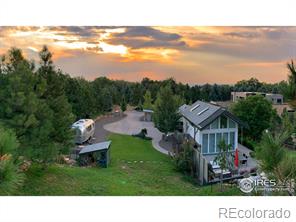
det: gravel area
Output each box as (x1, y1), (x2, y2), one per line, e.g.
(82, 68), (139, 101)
(104, 110), (170, 155)
(92, 114), (127, 142)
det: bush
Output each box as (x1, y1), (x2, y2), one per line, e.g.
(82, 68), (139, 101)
(171, 140), (195, 176)
(0, 155), (25, 195)
(241, 137), (257, 150)
(132, 128), (152, 140)
(276, 155), (296, 181)
(249, 151), (256, 158)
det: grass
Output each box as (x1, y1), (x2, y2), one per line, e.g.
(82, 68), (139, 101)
(12, 134), (242, 195)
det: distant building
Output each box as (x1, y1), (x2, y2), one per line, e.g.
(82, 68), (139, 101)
(231, 92), (283, 105)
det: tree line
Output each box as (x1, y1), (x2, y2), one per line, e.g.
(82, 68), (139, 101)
(1, 46), (295, 194)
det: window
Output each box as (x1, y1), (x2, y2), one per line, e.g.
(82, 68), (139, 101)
(220, 116), (228, 128)
(216, 133), (222, 152)
(230, 132), (235, 150)
(209, 133), (215, 153)
(210, 118), (219, 129)
(202, 134), (208, 154)
(229, 119), (236, 128)
(223, 132), (229, 145)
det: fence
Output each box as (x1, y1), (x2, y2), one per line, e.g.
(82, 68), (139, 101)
(192, 147), (209, 185)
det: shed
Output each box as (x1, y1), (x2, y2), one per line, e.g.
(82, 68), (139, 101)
(78, 141), (111, 167)
(143, 109), (154, 122)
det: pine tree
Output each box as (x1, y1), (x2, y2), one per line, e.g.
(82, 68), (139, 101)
(120, 97), (127, 113)
(37, 46), (75, 154)
(143, 90), (153, 110)
(0, 48), (55, 163)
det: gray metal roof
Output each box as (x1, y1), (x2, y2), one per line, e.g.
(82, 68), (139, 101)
(79, 141), (111, 155)
(180, 100), (245, 129)
(143, 109), (154, 113)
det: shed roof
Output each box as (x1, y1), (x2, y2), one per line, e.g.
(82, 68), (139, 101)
(179, 100), (245, 130)
(143, 109), (154, 113)
(79, 141), (111, 155)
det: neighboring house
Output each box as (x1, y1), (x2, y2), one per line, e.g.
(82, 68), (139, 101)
(231, 91), (283, 104)
(230, 91), (295, 115)
(179, 101), (244, 156)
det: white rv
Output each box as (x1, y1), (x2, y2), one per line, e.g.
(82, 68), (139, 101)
(72, 119), (95, 144)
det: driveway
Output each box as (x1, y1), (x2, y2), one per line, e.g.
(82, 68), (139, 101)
(103, 111), (169, 155)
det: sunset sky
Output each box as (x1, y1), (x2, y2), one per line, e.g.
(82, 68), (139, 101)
(0, 26), (296, 84)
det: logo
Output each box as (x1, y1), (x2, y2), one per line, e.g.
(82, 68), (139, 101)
(239, 178), (255, 193)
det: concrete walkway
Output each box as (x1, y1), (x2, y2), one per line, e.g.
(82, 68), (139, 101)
(103, 111), (169, 155)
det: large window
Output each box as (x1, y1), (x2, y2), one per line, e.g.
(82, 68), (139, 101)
(229, 119), (236, 128)
(202, 134), (208, 153)
(209, 133), (215, 153)
(220, 116), (228, 128)
(216, 133), (222, 152)
(210, 118), (219, 129)
(223, 132), (228, 145)
(230, 132), (235, 150)
(202, 132), (236, 154)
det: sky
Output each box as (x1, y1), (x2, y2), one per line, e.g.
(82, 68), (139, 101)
(0, 26), (296, 84)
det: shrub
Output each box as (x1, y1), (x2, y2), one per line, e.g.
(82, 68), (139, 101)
(0, 155), (25, 195)
(276, 155), (296, 182)
(171, 140), (195, 176)
(249, 151), (256, 158)
(132, 128), (152, 140)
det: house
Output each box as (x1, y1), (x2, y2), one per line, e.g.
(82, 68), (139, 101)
(179, 101), (244, 156)
(231, 91), (283, 105)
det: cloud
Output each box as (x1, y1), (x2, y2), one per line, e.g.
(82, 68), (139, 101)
(116, 27), (181, 40)
(0, 26), (296, 84)
(107, 26), (187, 49)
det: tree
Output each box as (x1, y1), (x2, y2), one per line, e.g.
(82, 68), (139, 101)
(101, 88), (113, 112)
(143, 90), (153, 110)
(172, 140), (194, 176)
(120, 97), (127, 113)
(256, 130), (296, 194)
(0, 48), (54, 160)
(231, 95), (276, 141)
(256, 131), (287, 173)
(38, 46), (75, 154)
(284, 60), (296, 103)
(153, 86), (182, 135)
(0, 126), (24, 195)
(214, 139), (232, 191)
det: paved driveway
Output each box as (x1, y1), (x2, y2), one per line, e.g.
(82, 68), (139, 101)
(103, 111), (169, 155)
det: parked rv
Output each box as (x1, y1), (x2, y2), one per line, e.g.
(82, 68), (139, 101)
(72, 119), (95, 144)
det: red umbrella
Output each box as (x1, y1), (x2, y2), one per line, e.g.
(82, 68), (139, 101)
(234, 148), (239, 168)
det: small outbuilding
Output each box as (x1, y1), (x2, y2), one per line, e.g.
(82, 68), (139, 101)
(78, 141), (111, 167)
(143, 109), (154, 122)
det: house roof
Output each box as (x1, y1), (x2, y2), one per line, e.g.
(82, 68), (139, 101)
(179, 100), (245, 130)
(79, 141), (111, 155)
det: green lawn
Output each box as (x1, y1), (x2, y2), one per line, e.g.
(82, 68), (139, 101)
(287, 150), (296, 158)
(14, 134), (242, 195)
